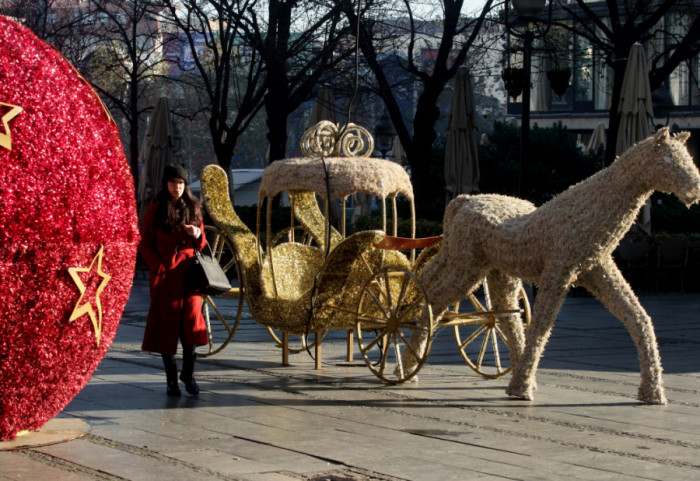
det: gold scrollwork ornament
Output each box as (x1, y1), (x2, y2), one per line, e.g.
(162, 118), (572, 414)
(300, 121), (373, 158)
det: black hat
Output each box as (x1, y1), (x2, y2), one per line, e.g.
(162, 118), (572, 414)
(163, 163), (188, 184)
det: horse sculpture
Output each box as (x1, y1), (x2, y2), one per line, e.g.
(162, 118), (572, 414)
(417, 127), (700, 404)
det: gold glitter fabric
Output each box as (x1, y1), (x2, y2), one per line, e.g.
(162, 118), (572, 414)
(201, 164), (426, 335)
(259, 157), (413, 201)
(311, 231), (413, 332)
(289, 191), (343, 252)
(201, 165), (316, 332)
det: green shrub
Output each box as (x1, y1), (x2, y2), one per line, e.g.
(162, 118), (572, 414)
(352, 215), (443, 238)
(479, 121), (599, 205)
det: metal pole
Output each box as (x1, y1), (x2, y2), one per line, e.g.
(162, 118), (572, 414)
(519, 30), (533, 199)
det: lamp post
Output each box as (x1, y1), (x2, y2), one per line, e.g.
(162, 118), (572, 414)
(504, 0), (551, 198)
(374, 110), (396, 159)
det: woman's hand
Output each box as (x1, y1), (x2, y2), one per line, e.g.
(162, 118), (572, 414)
(183, 224), (202, 239)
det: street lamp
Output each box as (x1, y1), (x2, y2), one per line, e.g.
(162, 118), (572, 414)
(374, 110), (396, 159)
(504, 0), (551, 198)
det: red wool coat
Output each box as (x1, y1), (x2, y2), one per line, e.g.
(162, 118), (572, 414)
(139, 203), (208, 354)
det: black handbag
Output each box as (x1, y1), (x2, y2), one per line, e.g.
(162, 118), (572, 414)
(185, 244), (233, 296)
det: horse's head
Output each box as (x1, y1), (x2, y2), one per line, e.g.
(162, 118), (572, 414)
(642, 127), (700, 207)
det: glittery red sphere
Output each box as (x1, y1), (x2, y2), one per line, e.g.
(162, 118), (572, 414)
(0, 16), (139, 440)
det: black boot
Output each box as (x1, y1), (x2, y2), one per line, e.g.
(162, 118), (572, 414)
(162, 354), (181, 397)
(180, 345), (199, 395)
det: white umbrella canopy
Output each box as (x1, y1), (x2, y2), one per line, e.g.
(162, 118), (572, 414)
(137, 97), (176, 225)
(444, 66), (480, 201)
(616, 44), (654, 233)
(531, 57), (549, 111)
(391, 135), (405, 165)
(616, 44), (654, 156)
(586, 122), (607, 155)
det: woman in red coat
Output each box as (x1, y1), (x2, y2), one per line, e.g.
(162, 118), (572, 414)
(139, 163), (207, 396)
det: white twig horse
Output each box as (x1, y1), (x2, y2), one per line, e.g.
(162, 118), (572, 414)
(419, 127), (700, 404)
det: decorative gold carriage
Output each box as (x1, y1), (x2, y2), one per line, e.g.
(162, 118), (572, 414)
(197, 126), (531, 383)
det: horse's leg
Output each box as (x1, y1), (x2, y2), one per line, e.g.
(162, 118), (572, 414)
(485, 270), (525, 367)
(401, 251), (487, 379)
(578, 261), (667, 404)
(506, 272), (571, 401)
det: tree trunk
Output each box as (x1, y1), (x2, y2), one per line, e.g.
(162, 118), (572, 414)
(604, 54), (630, 166)
(404, 85), (441, 212)
(265, 97), (289, 164)
(265, 94), (289, 209)
(211, 123), (236, 201)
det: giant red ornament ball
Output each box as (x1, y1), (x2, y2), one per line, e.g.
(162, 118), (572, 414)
(0, 15), (139, 440)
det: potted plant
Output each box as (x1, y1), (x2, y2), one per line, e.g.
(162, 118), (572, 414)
(502, 67), (526, 100)
(547, 66), (571, 98)
(544, 26), (571, 99)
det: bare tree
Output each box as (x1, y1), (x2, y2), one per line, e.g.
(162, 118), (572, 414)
(244, 0), (353, 164)
(80, 0), (173, 188)
(339, 0), (496, 211)
(554, 0), (700, 164)
(159, 0), (267, 177)
(0, 0), (94, 72)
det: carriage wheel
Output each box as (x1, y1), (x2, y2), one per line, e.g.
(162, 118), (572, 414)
(356, 266), (433, 384)
(198, 226), (245, 357)
(265, 328), (325, 354)
(452, 283), (531, 378)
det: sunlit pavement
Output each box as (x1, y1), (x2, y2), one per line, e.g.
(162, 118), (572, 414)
(2, 277), (699, 480)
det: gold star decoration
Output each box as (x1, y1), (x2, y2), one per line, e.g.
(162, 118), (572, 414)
(68, 246), (112, 346)
(0, 102), (23, 151)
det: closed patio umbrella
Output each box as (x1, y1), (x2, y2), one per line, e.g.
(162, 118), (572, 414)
(587, 122), (606, 155)
(616, 44), (654, 233)
(392, 135), (405, 165)
(137, 97), (178, 226)
(444, 66), (480, 202)
(616, 44), (654, 156)
(531, 57), (549, 111)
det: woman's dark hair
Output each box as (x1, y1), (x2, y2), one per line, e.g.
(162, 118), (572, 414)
(155, 183), (202, 231)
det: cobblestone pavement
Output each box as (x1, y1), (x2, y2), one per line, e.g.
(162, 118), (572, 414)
(2, 278), (700, 480)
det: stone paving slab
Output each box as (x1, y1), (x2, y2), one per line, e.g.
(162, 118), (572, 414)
(2, 279), (700, 480)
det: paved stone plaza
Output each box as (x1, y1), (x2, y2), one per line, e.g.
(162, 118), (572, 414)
(2, 278), (700, 480)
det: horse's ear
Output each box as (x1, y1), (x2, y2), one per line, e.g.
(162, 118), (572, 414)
(655, 126), (671, 142)
(676, 131), (691, 144)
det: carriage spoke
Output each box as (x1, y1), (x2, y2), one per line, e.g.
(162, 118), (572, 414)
(364, 283), (392, 321)
(395, 273), (411, 309)
(359, 327), (389, 354)
(377, 334), (391, 376)
(476, 327), (491, 369)
(397, 329), (422, 361)
(393, 333), (405, 379)
(221, 258), (237, 273)
(396, 297), (423, 323)
(491, 328), (503, 373)
(206, 297), (231, 334)
(211, 235), (223, 256)
(381, 269), (393, 309)
(469, 293), (487, 313)
(458, 324), (488, 350)
(494, 323), (509, 344)
(482, 278), (493, 310)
